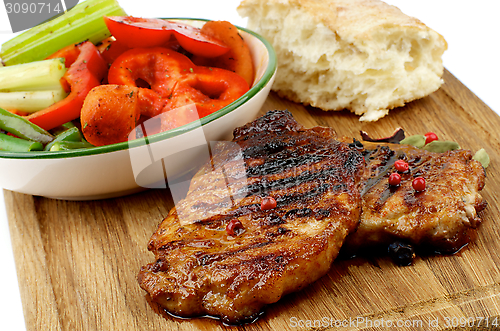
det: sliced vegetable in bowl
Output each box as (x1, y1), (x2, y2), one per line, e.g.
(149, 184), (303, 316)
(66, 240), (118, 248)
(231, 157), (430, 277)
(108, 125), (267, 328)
(0, 58), (67, 91)
(77, 17), (253, 147)
(0, 0), (259, 150)
(103, 16), (231, 57)
(103, 16), (174, 49)
(0, 58), (68, 112)
(0, 90), (68, 113)
(0, 107), (53, 145)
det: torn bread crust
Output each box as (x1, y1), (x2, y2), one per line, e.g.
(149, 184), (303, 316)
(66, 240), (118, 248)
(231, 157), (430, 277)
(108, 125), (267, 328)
(238, 0), (448, 121)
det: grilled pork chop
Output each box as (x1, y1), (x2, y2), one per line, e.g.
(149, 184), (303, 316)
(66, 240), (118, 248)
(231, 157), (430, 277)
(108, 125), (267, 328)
(138, 110), (365, 323)
(344, 141), (486, 254)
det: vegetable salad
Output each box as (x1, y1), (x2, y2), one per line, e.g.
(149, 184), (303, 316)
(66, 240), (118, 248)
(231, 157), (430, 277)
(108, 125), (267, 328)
(0, 0), (254, 151)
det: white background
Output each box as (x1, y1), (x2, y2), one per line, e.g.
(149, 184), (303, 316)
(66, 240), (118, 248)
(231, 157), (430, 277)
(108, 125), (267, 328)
(0, 1), (499, 330)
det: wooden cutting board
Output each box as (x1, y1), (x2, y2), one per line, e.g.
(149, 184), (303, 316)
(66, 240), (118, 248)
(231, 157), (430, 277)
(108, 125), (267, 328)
(5, 69), (500, 331)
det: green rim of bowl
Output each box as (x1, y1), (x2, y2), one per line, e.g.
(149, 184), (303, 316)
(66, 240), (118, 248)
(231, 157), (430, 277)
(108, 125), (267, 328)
(0, 18), (277, 160)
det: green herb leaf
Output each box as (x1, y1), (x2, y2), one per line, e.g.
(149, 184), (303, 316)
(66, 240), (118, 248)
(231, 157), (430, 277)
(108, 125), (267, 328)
(400, 135), (426, 148)
(473, 148), (490, 169)
(422, 140), (460, 153)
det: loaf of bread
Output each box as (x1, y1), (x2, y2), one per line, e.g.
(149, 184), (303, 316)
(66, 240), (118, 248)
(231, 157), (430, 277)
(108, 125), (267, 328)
(237, 0), (447, 121)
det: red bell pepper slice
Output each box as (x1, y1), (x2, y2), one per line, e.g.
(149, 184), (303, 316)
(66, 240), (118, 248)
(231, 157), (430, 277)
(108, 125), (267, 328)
(27, 41), (108, 131)
(46, 42), (81, 68)
(103, 16), (230, 58)
(166, 66), (249, 119)
(108, 47), (194, 99)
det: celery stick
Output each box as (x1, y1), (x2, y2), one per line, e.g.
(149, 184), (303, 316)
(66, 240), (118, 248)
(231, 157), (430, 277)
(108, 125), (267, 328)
(0, 88), (68, 113)
(0, 0), (126, 66)
(0, 58), (66, 91)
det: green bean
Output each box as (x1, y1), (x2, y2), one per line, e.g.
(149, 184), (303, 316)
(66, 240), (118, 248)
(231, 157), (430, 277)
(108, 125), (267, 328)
(0, 132), (43, 152)
(0, 107), (53, 144)
(44, 127), (83, 151)
(49, 141), (93, 151)
(50, 121), (77, 136)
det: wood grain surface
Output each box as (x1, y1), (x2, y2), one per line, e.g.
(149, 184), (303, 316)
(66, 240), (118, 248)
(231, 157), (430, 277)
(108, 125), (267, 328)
(5, 69), (500, 331)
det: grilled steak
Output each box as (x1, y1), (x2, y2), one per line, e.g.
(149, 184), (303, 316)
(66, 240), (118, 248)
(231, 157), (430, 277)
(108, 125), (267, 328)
(344, 141), (486, 254)
(138, 110), (487, 323)
(138, 110), (364, 323)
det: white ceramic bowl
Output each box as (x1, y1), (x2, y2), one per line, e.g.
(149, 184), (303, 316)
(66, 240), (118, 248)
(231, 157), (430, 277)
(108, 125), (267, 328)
(0, 19), (277, 200)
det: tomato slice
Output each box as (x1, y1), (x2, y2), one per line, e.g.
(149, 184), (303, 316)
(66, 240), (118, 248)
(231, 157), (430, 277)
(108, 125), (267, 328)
(169, 22), (230, 58)
(103, 16), (230, 58)
(103, 16), (173, 48)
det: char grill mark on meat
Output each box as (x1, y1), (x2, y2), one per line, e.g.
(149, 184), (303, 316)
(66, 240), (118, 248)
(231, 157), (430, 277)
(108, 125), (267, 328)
(138, 110), (365, 324)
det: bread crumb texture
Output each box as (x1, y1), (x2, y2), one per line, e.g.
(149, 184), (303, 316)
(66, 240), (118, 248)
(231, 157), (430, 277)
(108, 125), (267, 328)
(238, 0), (447, 121)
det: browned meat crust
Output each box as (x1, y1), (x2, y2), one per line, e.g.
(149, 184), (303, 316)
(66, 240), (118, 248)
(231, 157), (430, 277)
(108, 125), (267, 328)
(344, 141), (486, 254)
(138, 110), (365, 324)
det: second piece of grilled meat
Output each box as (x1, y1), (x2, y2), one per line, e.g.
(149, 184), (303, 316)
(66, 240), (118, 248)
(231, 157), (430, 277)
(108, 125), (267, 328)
(344, 141), (486, 254)
(138, 110), (365, 323)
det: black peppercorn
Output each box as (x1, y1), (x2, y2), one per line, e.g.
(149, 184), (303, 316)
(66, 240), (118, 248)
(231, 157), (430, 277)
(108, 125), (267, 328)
(388, 241), (416, 266)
